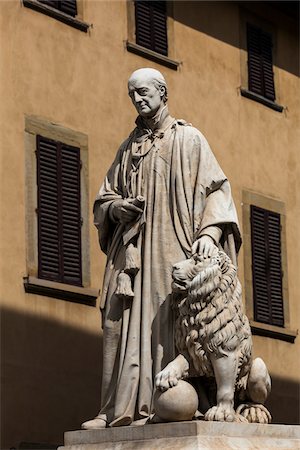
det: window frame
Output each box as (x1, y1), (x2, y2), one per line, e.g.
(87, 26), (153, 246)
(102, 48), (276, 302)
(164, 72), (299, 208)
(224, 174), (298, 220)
(242, 190), (297, 342)
(24, 116), (97, 305)
(22, 0), (90, 33)
(126, 0), (180, 71)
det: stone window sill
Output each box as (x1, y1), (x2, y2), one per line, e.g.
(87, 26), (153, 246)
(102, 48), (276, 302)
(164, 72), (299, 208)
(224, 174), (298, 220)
(126, 41), (180, 71)
(24, 276), (99, 306)
(22, 0), (90, 32)
(250, 320), (298, 343)
(240, 88), (284, 113)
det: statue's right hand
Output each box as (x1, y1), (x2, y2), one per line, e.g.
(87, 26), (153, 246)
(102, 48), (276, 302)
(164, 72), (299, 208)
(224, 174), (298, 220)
(110, 199), (143, 223)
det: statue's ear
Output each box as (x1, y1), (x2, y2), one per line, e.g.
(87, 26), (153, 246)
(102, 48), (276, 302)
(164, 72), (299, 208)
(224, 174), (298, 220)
(159, 85), (166, 98)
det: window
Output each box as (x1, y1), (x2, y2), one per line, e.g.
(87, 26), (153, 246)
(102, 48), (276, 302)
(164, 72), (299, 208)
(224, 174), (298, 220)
(37, 136), (82, 286)
(126, 0), (179, 70)
(239, 11), (283, 112)
(24, 116), (97, 304)
(37, 0), (77, 17)
(135, 0), (168, 56)
(242, 191), (296, 342)
(247, 24), (275, 101)
(251, 205), (283, 327)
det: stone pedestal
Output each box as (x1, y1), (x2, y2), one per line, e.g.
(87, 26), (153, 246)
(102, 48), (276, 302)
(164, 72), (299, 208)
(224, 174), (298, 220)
(59, 421), (300, 450)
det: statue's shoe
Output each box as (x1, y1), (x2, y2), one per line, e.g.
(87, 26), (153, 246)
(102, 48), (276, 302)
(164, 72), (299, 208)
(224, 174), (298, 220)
(81, 417), (107, 429)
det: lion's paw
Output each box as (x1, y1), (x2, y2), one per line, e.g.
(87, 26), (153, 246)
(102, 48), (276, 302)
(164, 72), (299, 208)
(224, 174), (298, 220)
(155, 356), (189, 392)
(155, 367), (181, 392)
(204, 404), (236, 422)
(236, 403), (272, 424)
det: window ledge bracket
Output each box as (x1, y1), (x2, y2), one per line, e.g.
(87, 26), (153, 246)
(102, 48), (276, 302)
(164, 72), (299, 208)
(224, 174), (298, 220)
(250, 320), (298, 343)
(126, 41), (180, 71)
(24, 276), (99, 306)
(240, 88), (284, 113)
(22, 0), (91, 32)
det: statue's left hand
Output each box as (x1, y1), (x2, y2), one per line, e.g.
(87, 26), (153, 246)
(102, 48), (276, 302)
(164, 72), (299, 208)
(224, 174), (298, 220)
(192, 235), (217, 259)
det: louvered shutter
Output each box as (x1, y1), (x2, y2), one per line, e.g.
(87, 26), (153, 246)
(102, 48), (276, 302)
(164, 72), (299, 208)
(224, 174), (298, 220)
(60, 143), (82, 285)
(268, 212), (284, 326)
(135, 1), (168, 56)
(261, 31), (275, 101)
(251, 205), (284, 327)
(59, 0), (77, 17)
(247, 25), (263, 96)
(247, 24), (275, 101)
(37, 136), (82, 286)
(37, 0), (77, 17)
(37, 136), (60, 282)
(39, 0), (59, 8)
(151, 1), (168, 56)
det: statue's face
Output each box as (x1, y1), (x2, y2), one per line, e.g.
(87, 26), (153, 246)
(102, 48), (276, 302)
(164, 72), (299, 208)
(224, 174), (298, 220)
(128, 77), (164, 118)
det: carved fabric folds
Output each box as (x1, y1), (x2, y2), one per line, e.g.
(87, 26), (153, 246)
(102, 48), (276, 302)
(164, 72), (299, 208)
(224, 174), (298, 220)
(93, 115), (241, 426)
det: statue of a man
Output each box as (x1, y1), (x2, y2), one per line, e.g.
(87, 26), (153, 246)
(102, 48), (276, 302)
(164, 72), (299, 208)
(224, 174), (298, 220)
(82, 68), (241, 429)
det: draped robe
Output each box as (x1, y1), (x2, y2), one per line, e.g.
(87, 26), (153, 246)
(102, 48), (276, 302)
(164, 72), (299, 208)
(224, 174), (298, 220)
(93, 114), (241, 427)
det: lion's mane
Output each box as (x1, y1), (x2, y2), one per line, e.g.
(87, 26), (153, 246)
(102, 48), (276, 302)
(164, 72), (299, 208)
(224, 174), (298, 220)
(173, 251), (252, 380)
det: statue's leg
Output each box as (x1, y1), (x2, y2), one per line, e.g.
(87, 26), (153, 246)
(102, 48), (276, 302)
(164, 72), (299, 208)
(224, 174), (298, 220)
(205, 352), (238, 422)
(155, 354), (189, 391)
(236, 357), (272, 424)
(247, 357), (271, 404)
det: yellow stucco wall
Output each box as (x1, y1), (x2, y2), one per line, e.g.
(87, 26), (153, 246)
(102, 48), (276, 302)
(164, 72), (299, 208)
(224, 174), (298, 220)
(1, 1), (299, 447)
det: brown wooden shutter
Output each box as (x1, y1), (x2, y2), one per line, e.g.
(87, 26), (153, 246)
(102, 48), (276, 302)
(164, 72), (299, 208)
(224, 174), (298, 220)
(60, 143), (82, 285)
(251, 205), (284, 327)
(247, 24), (275, 101)
(37, 136), (61, 282)
(135, 1), (168, 56)
(39, 0), (59, 7)
(38, 0), (77, 17)
(59, 0), (77, 17)
(261, 31), (275, 101)
(37, 136), (82, 286)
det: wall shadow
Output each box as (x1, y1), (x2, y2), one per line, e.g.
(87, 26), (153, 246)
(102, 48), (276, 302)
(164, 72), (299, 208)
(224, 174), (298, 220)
(1, 306), (299, 450)
(266, 375), (300, 425)
(170, 1), (299, 76)
(1, 306), (103, 450)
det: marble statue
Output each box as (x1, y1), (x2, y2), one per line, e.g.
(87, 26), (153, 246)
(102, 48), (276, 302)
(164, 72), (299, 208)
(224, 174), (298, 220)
(155, 249), (272, 423)
(82, 68), (244, 429)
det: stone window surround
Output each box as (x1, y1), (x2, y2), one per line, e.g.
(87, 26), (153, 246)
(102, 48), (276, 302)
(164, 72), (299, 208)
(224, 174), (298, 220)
(126, 0), (180, 71)
(242, 190), (297, 343)
(22, 0), (91, 33)
(239, 7), (284, 113)
(24, 115), (98, 305)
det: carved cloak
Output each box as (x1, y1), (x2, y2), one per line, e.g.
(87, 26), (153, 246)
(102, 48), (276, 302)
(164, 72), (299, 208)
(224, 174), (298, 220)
(93, 115), (241, 426)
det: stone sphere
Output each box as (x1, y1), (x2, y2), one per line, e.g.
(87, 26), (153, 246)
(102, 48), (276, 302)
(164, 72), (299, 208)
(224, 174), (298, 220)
(153, 380), (198, 421)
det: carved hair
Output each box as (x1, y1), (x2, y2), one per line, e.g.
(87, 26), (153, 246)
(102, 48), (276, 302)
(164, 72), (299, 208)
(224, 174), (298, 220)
(152, 77), (168, 103)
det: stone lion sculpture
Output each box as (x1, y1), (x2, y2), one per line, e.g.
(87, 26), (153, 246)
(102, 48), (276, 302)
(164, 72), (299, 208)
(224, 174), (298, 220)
(155, 249), (272, 424)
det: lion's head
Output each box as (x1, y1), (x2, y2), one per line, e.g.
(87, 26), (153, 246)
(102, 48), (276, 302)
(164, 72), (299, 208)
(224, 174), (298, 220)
(172, 250), (229, 296)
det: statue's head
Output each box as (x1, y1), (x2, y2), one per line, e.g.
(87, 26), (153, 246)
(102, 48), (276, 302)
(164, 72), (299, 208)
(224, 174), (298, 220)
(128, 68), (168, 118)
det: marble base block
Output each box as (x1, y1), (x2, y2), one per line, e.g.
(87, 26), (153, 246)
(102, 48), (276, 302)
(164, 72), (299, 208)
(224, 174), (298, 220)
(59, 421), (300, 450)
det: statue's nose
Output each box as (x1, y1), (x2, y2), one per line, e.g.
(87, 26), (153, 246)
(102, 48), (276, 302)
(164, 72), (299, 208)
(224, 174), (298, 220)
(173, 264), (180, 271)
